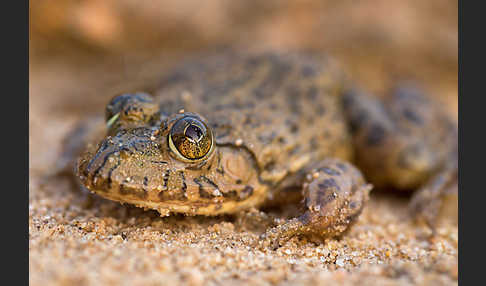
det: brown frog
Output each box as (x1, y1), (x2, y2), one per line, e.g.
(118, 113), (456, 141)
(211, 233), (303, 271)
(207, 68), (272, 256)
(75, 52), (457, 247)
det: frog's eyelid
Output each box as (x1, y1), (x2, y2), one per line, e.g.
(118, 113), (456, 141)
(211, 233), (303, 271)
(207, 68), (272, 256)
(106, 113), (120, 128)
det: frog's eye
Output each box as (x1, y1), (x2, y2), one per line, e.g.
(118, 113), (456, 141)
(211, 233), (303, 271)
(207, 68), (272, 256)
(168, 115), (214, 162)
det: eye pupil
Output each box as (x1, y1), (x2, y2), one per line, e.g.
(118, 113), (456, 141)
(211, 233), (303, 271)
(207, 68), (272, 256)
(169, 115), (214, 161)
(185, 124), (204, 142)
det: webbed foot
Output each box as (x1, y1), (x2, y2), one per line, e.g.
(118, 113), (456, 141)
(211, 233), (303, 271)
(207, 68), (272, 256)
(259, 159), (372, 249)
(410, 168), (458, 229)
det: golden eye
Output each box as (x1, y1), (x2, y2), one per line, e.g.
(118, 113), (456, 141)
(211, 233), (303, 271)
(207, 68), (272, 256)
(168, 115), (214, 162)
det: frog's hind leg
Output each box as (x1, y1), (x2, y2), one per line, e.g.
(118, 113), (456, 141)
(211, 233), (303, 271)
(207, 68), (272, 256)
(260, 158), (372, 249)
(342, 84), (458, 227)
(409, 167), (458, 228)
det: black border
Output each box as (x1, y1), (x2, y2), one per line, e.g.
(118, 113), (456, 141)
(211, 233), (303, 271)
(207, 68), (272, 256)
(3, 0), (29, 284)
(458, 0), (481, 285)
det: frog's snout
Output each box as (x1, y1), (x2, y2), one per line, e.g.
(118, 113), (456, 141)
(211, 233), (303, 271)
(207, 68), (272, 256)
(76, 127), (164, 191)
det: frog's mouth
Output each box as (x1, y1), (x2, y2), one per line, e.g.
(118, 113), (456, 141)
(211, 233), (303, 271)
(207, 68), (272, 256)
(76, 127), (265, 215)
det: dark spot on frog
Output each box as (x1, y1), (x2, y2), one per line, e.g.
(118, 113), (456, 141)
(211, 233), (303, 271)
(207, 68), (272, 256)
(344, 203), (365, 223)
(286, 86), (302, 114)
(106, 159), (121, 190)
(163, 169), (170, 189)
(318, 178), (340, 191)
(216, 129), (231, 139)
(366, 124), (386, 146)
(315, 103), (326, 115)
(402, 108), (423, 124)
(243, 115), (252, 125)
(143, 176), (148, 186)
(258, 131), (277, 144)
(302, 66), (317, 77)
(318, 167), (341, 176)
(120, 183), (148, 199)
(263, 161), (276, 171)
(286, 120), (299, 133)
(307, 86), (318, 100)
(198, 189), (213, 199)
(298, 211), (312, 224)
(221, 186), (253, 202)
(193, 177), (210, 198)
(194, 176), (222, 199)
(269, 103), (278, 110)
(223, 190), (238, 200)
(316, 189), (337, 206)
(142, 176), (149, 193)
(216, 167), (225, 175)
(240, 186), (254, 200)
(288, 145), (301, 156)
(336, 163), (348, 172)
(200, 176), (220, 190)
(252, 61), (291, 98)
(310, 137), (318, 150)
(179, 171), (187, 192)
(246, 57), (260, 67)
(323, 130), (331, 139)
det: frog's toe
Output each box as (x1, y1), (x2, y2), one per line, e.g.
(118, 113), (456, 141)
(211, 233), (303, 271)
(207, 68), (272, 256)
(258, 159), (372, 249)
(409, 168), (458, 229)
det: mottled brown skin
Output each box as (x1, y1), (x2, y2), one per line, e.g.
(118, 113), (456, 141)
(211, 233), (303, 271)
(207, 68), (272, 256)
(75, 52), (457, 247)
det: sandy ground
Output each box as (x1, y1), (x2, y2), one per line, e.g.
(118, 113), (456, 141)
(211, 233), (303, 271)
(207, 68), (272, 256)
(29, 58), (458, 286)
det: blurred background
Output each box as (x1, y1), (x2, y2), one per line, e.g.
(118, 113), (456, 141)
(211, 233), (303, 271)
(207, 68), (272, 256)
(30, 0), (457, 112)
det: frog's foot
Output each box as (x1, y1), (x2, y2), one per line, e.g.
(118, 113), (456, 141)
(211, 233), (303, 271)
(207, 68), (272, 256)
(259, 159), (372, 249)
(342, 84), (457, 227)
(409, 168), (458, 229)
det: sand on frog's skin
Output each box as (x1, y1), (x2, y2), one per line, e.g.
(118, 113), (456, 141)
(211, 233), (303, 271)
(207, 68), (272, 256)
(29, 61), (457, 286)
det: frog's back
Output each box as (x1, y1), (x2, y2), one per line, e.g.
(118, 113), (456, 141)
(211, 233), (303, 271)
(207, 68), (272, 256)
(149, 53), (353, 181)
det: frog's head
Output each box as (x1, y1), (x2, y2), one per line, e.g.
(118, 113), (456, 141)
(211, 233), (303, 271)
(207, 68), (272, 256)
(76, 93), (262, 215)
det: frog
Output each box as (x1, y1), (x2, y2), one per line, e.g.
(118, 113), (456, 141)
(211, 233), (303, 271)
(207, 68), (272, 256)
(74, 52), (457, 247)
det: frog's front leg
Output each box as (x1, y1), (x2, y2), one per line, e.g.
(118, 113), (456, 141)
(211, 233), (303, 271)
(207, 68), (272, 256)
(260, 158), (372, 249)
(342, 84), (458, 227)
